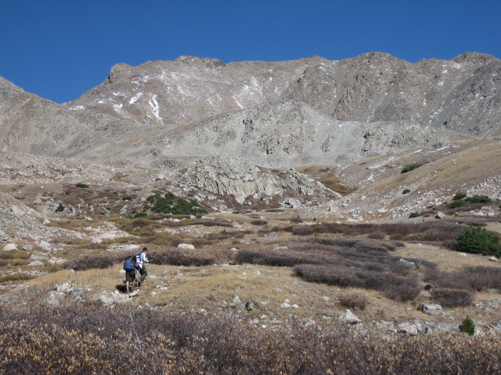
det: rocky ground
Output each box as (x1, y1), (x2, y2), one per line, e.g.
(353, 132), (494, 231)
(0, 135), (500, 338)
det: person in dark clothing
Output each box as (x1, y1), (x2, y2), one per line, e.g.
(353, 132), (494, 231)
(124, 255), (137, 293)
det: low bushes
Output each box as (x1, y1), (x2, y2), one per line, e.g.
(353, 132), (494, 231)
(236, 237), (428, 302)
(431, 289), (473, 307)
(293, 264), (421, 302)
(2, 303), (501, 374)
(153, 248), (217, 267)
(339, 293), (368, 310)
(63, 253), (120, 271)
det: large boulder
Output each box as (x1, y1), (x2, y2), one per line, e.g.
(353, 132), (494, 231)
(338, 309), (361, 324)
(418, 303), (443, 315)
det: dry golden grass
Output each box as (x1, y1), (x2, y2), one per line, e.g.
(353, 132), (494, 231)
(295, 164), (357, 196)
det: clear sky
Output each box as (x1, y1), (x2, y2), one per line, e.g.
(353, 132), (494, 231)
(1, 0), (500, 104)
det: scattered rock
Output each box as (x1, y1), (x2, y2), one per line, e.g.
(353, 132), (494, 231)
(338, 309), (361, 324)
(37, 240), (51, 251)
(41, 291), (66, 306)
(30, 251), (50, 260)
(435, 211), (447, 219)
(3, 243), (17, 252)
(10, 205), (25, 218)
(122, 244), (140, 251)
(55, 281), (76, 292)
(28, 260), (44, 266)
(418, 303), (443, 315)
(398, 321), (424, 335)
(178, 243), (195, 250)
(398, 259), (416, 270)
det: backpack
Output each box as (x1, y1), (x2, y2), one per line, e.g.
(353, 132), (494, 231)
(135, 253), (142, 265)
(124, 258), (134, 271)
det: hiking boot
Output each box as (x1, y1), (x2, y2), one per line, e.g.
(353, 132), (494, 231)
(129, 287), (133, 293)
(137, 281), (141, 287)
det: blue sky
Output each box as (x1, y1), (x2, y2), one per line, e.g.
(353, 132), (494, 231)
(1, 0), (500, 104)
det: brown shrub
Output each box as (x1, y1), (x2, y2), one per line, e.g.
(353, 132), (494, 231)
(431, 288), (473, 307)
(251, 220), (268, 226)
(0, 273), (35, 283)
(63, 253), (120, 271)
(2, 303), (501, 374)
(339, 293), (368, 310)
(368, 232), (385, 240)
(153, 248), (216, 267)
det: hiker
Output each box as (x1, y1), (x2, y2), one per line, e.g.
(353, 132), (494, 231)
(135, 247), (151, 287)
(123, 255), (137, 293)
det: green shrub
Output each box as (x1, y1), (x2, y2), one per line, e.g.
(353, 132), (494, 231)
(446, 200), (466, 208)
(453, 193), (467, 201)
(402, 189), (410, 194)
(75, 183), (89, 188)
(55, 203), (65, 213)
(147, 192), (208, 216)
(401, 162), (425, 174)
(456, 225), (501, 256)
(459, 315), (475, 335)
(133, 212), (147, 218)
(122, 196), (132, 201)
(465, 195), (491, 204)
(409, 212), (421, 218)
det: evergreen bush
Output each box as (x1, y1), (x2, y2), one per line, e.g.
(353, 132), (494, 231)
(147, 192), (208, 216)
(459, 315), (475, 335)
(456, 225), (501, 256)
(453, 192), (467, 201)
(401, 162), (425, 174)
(465, 195), (491, 203)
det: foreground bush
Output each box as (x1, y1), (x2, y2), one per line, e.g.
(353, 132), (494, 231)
(1, 303), (500, 374)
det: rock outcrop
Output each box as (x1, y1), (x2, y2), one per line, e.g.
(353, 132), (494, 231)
(169, 155), (339, 205)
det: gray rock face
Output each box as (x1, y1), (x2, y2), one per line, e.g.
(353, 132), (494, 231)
(1, 52), (499, 170)
(171, 155), (339, 204)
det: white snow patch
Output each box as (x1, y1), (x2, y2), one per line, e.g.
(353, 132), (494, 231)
(68, 105), (85, 110)
(422, 98), (427, 107)
(148, 95), (162, 122)
(129, 92), (143, 105)
(113, 104), (123, 112)
(438, 81), (444, 86)
(429, 145), (450, 153)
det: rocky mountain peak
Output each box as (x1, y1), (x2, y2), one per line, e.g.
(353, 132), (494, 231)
(175, 56), (226, 68)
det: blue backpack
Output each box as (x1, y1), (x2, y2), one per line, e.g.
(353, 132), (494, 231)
(123, 258), (134, 271)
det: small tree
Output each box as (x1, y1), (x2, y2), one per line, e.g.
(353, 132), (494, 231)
(459, 315), (475, 335)
(55, 203), (65, 212)
(456, 225), (501, 257)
